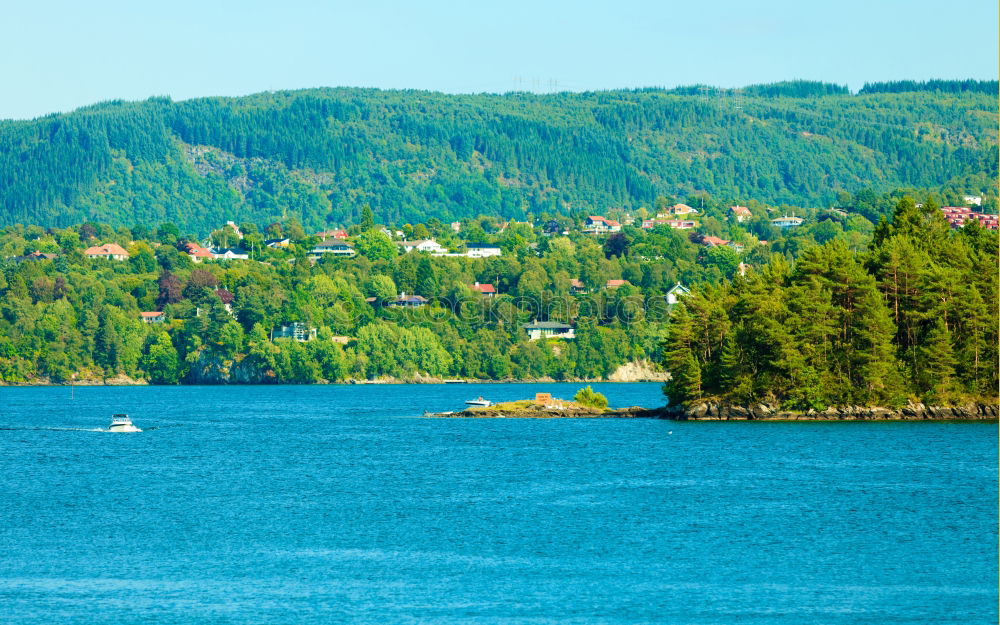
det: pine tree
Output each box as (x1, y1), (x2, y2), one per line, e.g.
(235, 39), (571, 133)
(916, 318), (959, 404)
(662, 306), (702, 405)
(360, 205), (375, 231)
(849, 286), (903, 405)
(94, 310), (122, 375)
(415, 256), (438, 297)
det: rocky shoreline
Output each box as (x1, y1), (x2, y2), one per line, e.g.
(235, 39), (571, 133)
(427, 405), (658, 418)
(0, 359), (669, 387)
(663, 401), (999, 421)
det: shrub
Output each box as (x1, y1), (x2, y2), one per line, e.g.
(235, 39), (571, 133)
(574, 385), (608, 410)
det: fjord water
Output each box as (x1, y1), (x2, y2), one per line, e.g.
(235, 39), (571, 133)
(1, 384), (995, 625)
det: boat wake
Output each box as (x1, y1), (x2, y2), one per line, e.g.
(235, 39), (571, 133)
(0, 426), (115, 432)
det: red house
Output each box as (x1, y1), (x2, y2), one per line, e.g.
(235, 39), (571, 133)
(469, 282), (496, 297)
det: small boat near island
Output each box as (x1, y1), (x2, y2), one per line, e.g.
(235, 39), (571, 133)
(465, 396), (492, 407)
(108, 414), (141, 433)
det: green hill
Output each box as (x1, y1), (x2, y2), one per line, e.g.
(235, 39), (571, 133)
(1, 81), (996, 234)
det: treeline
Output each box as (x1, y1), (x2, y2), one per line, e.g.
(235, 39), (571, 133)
(0, 216), (702, 384)
(0, 183), (906, 386)
(0, 86), (995, 233)
(663, 198), (999, 408)
(741, 81), (850, 97)
(859, 79), (998, 95)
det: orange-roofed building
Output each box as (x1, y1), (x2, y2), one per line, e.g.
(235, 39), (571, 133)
(184, 242), (213, 263)
(584, 216), (622, 234)
(139, 311), (166, 324)
(730, 205), (752, 222)
(84, 243), (129, 260)
(701, 235), (730, 247)
(315, 229), (349, 240)
(469, 281), (496, 297)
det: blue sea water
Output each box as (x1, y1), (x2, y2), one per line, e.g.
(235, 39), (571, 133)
(0, 383), (996, 624)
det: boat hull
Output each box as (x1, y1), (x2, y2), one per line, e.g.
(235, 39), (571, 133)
(108, 424), (141, 433)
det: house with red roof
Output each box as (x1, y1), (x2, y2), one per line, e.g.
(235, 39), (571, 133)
(701, 235), (730, 247)
(584, 216), (621, 234)
(184, 242), (213, 263)
(670, 203), (699, 216)
(139, 312), (166, 324)
(469, 282), (496, 297)
(730, 205), (752, 222)
(605, 279), (630, 289)
(84, 243), (129, 260)
(940, 206), (998, 230)
(662, 219), (698, 230)
(315, 229), (349, 240)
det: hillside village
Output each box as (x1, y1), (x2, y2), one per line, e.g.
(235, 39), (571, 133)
(0, 188), (996, 396)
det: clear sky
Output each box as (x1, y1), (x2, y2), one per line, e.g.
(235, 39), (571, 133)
(2, 0), (996, 120)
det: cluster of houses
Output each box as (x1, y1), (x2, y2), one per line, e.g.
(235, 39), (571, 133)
(306, 236), (504, 261)
(215, 280), (691, 345)
(56, 204), (810, 269)
(519, 283), (691, 341)
(940, 206), (998, 230)
(632, 203), (803, 231)
(183, 242), (250, 262)
(640, 203), (701, 230)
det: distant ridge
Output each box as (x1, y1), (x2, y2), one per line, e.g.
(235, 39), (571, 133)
(0, 82), (995, 234)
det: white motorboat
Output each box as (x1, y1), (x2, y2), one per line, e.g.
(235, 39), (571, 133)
(465, 396), (492, 407)
(108, 414), (141, 433)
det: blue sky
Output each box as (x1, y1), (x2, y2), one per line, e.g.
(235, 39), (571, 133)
(2, 0), (996, 120)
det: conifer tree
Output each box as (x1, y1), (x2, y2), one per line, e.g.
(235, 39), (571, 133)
(916, 318), (959, 404)
(662, 306), (702, 404)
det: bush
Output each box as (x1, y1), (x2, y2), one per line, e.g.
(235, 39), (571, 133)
(574, 385), (608, 409)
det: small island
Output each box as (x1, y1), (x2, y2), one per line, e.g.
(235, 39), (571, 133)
(426, 388), (663, 419)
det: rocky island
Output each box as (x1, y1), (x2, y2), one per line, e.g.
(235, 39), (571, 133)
(426, 390), (663, 419)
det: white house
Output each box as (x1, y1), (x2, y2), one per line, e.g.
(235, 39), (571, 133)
(963, 195), (982, 206)
(771, 216), (804, 228)
(523, 321), (575, 340)
(730, 205), (752, 222)
(666, 283), (691, 306)
(397, 239), (446, 255)
(139, 311), (166, 324)
(211, 247), (250, 260)
(465, 243), (502, 258)
(584, 216), (621, 234)
(309, 239), (356, 259)
(641, 219), (696, 230)
(224, 221), (244, 239)
(274, 322), (316, 342)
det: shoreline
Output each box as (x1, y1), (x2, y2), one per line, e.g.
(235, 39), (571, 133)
(662, 401), (999, 422)
(0, 377), (669, 387)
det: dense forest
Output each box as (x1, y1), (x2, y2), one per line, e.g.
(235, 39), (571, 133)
(0, 187), (939, 387)
(0, 82), (996, 234)
(663, 197), (999, 408)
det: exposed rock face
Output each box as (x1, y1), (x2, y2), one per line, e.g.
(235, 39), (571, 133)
(607, 360), (671, 382)
(663, 401), (999, 421)
(185, 352), (276, 384)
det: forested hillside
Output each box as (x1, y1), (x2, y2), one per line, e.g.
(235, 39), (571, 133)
(663, 198), (999, 408)
(1, 81), (996, 234)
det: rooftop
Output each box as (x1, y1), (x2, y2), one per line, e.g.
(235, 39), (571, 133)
(523, 320), (573, 329)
